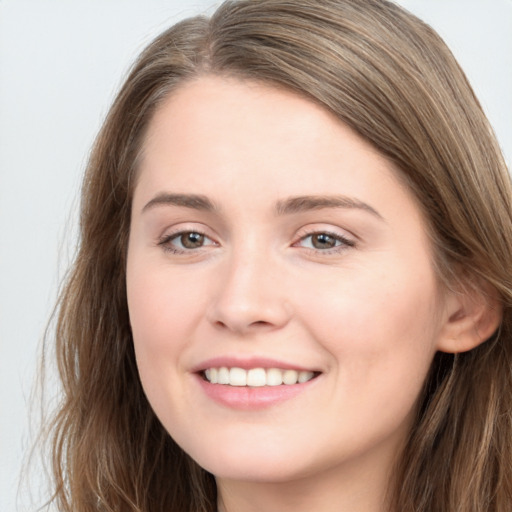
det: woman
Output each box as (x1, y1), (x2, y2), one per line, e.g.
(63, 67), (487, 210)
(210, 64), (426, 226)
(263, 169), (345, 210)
(46, 0), (512, 510)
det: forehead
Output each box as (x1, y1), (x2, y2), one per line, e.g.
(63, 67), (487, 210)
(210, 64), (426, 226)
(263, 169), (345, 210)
(137, 75), (402, 202)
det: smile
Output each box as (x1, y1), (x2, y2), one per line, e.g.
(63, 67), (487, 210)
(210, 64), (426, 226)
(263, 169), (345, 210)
(203, 367), (317, 387)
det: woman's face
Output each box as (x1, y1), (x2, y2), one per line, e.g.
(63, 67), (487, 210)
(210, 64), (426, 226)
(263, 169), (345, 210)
(127, 76), (452, 484)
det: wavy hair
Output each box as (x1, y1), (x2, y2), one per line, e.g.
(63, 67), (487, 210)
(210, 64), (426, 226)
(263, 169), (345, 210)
(45, 1), (512, 510)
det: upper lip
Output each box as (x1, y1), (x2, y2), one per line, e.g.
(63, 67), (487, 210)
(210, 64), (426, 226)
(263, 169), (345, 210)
(191, 356), (320, 373)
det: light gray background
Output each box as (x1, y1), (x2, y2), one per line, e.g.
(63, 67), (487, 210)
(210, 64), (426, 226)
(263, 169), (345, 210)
(1, 1), (511, 510)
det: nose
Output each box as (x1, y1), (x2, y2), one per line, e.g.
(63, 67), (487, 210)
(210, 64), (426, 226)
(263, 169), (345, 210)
(206, 249), (292, 335)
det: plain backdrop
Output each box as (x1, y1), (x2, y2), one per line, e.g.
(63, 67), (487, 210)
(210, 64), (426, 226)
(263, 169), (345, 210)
(1, 1), (511, 510)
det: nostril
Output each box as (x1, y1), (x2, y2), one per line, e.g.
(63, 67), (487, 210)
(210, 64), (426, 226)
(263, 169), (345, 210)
(213, 320), (230, 330)
(212, 319), (273, 331)
(250, 320), (272, 327)
(206, 294), (292, 333)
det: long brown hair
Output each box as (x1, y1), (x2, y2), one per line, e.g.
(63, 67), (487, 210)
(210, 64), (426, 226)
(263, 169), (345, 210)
(45, 1), (512, 510)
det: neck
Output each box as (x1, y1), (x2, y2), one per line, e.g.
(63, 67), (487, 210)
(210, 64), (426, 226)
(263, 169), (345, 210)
(216, 454), (395, 512)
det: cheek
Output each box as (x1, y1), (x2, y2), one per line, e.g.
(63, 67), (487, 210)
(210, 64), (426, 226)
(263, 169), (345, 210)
(126, 261), (223, 438)
(126, 258), (208, 400)
(128, 256), (207, 342)
(300, 257), (439, 342)
(297, 260), (440, 409)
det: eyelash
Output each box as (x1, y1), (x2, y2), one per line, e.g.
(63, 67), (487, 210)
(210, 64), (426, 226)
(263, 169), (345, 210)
(158, 228), (356, 256)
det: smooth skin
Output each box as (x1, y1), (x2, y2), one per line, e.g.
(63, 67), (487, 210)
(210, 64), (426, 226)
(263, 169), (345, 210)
(126, 76), (500, 512)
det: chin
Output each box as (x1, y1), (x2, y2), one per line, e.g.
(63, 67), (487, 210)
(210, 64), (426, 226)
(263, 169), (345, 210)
(184, 436), (323, 484)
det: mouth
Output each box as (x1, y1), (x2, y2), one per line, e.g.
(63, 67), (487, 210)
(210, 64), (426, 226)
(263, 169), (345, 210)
(201, 367), (320, 387)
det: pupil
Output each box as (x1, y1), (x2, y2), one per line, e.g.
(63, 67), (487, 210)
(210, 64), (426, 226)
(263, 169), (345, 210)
(182, 232), (204, 249)
(313, 233), (335, 249)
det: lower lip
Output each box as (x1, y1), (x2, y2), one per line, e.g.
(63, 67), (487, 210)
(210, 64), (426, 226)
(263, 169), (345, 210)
(195, 374), (318, 410)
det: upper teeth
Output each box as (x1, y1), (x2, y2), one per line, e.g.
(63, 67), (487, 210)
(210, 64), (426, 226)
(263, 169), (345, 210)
(204, 367), (315, 387)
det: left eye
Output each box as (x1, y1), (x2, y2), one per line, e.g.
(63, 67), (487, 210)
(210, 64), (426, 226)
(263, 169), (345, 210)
(298, 232), (354, 250)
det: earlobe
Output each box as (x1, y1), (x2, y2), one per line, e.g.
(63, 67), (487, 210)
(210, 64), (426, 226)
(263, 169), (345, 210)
(437, 282), (502, 354)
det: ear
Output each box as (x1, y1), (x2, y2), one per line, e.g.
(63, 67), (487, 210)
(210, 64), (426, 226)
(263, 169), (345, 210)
(437, 280), (502, 354)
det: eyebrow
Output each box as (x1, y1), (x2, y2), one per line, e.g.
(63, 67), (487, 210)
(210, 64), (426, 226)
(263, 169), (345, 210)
(142, 193), (217, 213)
(142, 192), (383, 220)
(275, 195), (383, 220)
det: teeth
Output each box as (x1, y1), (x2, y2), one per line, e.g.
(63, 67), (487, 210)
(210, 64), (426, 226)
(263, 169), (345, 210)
(283, 369), (298, 385)
(218, 367), (230, 384)
(229, 367), (247, 386)
(298, 370), (314, 383)
(247, 368), (266, 387)
(208, 368), (218, 384)
(203, 367), (315, 387)
(266, 368), (283, 386)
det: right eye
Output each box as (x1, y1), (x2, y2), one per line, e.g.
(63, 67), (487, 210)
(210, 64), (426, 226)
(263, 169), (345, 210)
(158, 230), (217, 253)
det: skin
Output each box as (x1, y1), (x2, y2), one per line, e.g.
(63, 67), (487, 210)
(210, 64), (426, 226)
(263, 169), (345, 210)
(126, 76), (492, 512)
